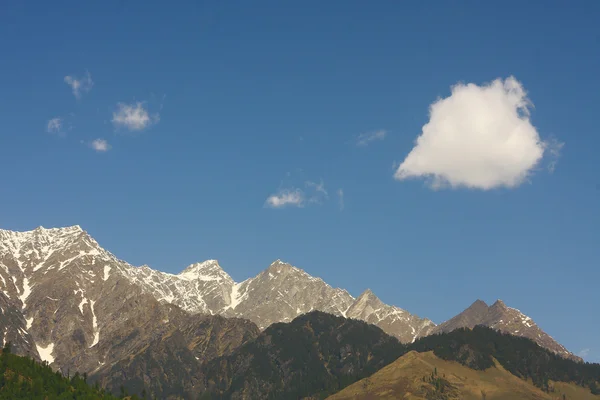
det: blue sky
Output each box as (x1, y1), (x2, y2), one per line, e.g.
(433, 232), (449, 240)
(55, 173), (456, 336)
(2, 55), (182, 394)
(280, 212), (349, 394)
(1, 1), (599, 361)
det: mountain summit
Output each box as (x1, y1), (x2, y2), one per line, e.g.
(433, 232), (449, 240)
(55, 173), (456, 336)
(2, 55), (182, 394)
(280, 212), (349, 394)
(432, 299), (581, 361)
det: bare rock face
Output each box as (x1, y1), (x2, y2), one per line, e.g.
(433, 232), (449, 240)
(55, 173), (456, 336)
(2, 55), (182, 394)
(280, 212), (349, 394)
(222, 260), (356, 329)
(346, 289), (435, 343)
(432, 299), (582, 362)
(0, 291), (38, 360)
(90, 313), (260, 399)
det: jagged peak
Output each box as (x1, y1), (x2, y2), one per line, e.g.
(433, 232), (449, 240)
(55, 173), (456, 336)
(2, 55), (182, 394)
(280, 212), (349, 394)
(358, 288), (376, 298)
(467, 299), (489, 311)
(35, 225), (82, 232)
(0, 225), (99, 253)
(1, 225), (84, 236)
(181, 259), (220, 272)
(354, 288), (384, 306)
(491, 299), (507, 309)
(179, 259), (231, 281)
(266, 259), (297, 273)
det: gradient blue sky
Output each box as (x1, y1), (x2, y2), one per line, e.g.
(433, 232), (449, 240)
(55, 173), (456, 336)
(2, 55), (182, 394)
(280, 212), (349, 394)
(1, 1), (599, 361)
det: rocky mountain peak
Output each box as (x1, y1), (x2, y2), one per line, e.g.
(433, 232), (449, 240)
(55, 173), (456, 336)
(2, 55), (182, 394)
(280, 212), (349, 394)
(491, 299), (507, 308)
(465, 299), (490, 314)
(348, 289), (384, 317)
(433, 299), (582, 362)
(472, 299), (488, 307)
(346, 289), (435, 343)
(35, 225), (83, 234)
(178, 260), (232, 282)
(265, 259), (295, 273)
(355, 288), (380, 304)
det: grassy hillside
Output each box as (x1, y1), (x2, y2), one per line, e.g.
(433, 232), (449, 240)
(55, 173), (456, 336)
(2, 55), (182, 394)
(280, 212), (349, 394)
(328, 351), (600, 400)
(0, 342), (133, 400)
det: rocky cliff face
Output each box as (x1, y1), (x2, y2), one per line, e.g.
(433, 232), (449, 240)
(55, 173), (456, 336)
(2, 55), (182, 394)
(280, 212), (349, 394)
(0, 291), (38, 360)
(222, 259), (356, 329)
(346, 289), (435, 343)
(91, 313), (260, 399)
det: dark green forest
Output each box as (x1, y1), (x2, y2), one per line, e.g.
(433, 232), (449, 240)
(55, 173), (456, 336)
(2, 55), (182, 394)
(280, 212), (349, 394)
(202, 312), (406, 399)
(0, 342), (142, 400)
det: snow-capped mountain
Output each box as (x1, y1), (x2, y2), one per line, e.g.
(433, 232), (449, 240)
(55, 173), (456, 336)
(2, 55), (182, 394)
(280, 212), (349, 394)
(120, 259), (236, 314)
(0, 225), (431, 368)
(0, 225), (154, 368)
(0, 225), (581, 371)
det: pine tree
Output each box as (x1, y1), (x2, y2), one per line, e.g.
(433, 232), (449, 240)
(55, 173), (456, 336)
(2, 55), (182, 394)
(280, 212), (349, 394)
(2, 341), (12, 355)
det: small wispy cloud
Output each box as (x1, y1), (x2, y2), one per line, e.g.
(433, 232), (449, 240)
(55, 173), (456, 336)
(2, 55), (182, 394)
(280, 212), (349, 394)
(64, 71), (94, 99)
(112, 101), (159, 131)
(337, 189), (344, 211)
(46, 118), (62, 134)
(90, 138), (111, 152)
(305, 179), (328, 204)
(355, 129), (387, 147)
(578, 348), (590, 359)
(545, 138), (565, 173)
(265, 189), (305, 208)
(266, 175), (335, 210)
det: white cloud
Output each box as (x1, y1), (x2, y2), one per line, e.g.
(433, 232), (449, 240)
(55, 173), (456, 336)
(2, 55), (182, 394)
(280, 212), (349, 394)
(112, 102), (159, 131)
(337, 189), (344, 211)
(265, 189), (305, 208)
(90, 139), (111, 152)
(64, 71), (93, 99)
(578, 348), (590, 359)
(356, 129), (387, 147)
(46, 118), (62, 134)
(394, 76), (563, 190)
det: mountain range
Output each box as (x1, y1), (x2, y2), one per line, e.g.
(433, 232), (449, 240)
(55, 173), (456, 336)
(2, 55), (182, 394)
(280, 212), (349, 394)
(0, 225), (584, 396)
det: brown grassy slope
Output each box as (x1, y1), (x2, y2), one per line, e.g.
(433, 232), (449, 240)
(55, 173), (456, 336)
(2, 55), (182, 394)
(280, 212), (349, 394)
(327, 351), (600, 400)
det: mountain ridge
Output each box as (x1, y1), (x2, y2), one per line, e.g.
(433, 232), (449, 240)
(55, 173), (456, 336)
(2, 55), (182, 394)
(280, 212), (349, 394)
(432, 299), (581, 361)
(0, 225), (581, 366)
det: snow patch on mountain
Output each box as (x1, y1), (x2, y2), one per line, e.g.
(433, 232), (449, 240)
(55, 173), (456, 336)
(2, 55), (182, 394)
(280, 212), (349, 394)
(90, 299), (99, 347)
(103, 265), (111, 281)
(36, 342), (54, 364)
(19, 277), (32, 308)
